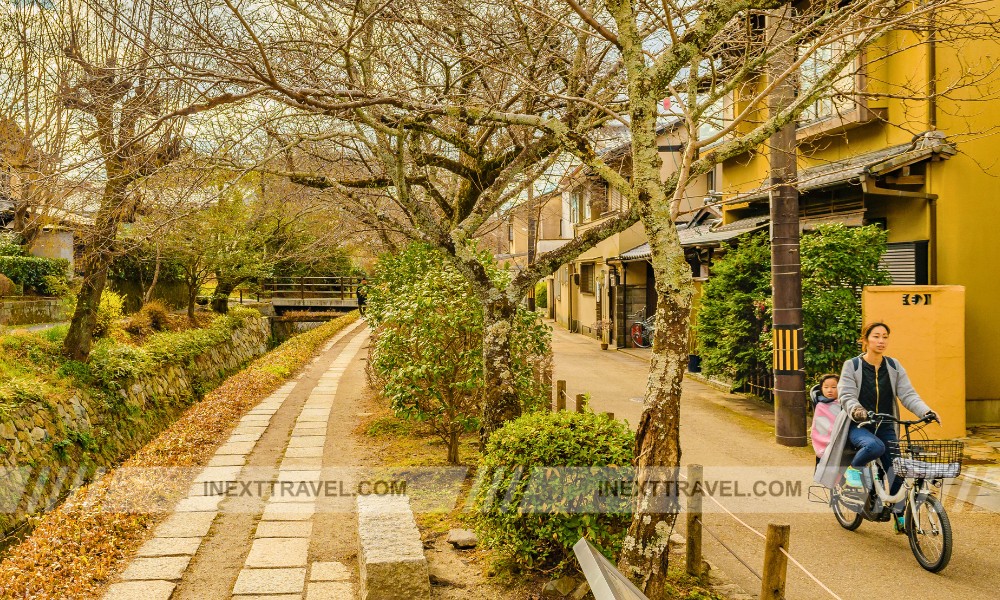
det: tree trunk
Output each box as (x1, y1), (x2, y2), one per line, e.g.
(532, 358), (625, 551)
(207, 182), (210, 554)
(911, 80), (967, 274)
(187, 281), (198, 321)
(63, 267), (110, 360)
(142, 244), (162, 305)
(616, 283), (691, 595)
(447, 428), (460, 465)
(480, 296), (521, 440)
(63, 181), (128, 360)
(211, 277), (240, 314)
(614, 79), (694, 594)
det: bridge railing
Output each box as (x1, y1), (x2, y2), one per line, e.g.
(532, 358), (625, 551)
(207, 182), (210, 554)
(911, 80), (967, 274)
(261, 276), (363, 301)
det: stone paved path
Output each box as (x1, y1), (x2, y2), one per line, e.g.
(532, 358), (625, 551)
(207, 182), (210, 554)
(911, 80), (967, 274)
(103, 321), (369, 600)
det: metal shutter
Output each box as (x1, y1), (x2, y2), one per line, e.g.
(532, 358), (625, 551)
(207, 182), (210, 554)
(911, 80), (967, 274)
(881, 241), (929, 285)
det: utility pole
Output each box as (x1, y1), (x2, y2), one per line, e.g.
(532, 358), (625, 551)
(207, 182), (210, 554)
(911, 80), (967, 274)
(768, 7), (806, 447)
(526, 183), (537, 311)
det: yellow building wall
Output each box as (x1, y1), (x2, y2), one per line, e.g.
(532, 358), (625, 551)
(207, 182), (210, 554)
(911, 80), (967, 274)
(717, 6), (1000, 416)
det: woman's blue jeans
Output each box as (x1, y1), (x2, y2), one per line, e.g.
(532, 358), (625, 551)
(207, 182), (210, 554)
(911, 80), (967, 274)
(848, 422), (904, 510)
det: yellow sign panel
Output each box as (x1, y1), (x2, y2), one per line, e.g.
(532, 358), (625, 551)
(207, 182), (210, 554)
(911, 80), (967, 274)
(772, 326), (802, 373)
(862, 286), (966, 439)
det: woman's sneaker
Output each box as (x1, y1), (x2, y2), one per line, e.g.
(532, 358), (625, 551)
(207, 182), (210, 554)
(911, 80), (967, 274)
(843, 467), (864, 488)
(893, 514), (906, 534)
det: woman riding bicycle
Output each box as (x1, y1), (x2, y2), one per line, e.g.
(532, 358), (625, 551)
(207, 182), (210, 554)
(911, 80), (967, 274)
(834, 322), (941, 532)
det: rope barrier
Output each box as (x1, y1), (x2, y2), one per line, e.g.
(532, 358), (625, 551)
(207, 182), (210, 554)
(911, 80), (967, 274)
(699, 518), (763, 581)
(678, 469), (844, 600)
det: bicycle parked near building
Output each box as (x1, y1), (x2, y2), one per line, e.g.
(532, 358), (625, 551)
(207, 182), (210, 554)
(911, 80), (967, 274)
(628, 307), (655, 348)
(829, 410), (962, 572)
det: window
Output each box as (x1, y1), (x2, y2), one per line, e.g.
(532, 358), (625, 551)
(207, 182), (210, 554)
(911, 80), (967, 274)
(507, 221), (514, 242)
(580, 263), (595, 294)
(798, 36), (858, 125)
(570, 191), (582, 224)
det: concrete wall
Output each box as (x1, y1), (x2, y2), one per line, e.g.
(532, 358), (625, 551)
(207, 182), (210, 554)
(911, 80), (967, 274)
(0, 298), (69, 326)
(0, 317), (271, 543)
(28, 229), (74, 275)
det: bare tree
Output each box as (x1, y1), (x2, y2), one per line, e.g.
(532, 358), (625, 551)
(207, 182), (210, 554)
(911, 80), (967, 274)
(159, 0), (990, 591)
(0, 0), (256, 359)
(0, 4), (72, 246)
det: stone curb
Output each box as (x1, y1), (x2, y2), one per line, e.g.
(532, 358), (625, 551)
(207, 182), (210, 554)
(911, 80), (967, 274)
(356, 494), (430, 600)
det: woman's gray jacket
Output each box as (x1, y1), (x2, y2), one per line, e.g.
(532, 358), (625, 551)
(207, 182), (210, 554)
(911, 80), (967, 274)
(814, 355), (932, 487)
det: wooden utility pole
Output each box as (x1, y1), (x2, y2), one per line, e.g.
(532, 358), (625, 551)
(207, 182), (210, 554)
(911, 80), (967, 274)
(526, 184), (537, 311)
(768, 7), (807, 447)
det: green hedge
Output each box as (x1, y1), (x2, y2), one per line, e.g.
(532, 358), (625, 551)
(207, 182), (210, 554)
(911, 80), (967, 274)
(0, 233), (26, 257)
(0, 255), (70, 295)
(87, 307), (260, 390)
(473, 410), (635, 573)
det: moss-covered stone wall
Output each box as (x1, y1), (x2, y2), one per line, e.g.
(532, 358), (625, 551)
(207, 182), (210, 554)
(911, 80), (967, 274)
(0, 317), (270, 544)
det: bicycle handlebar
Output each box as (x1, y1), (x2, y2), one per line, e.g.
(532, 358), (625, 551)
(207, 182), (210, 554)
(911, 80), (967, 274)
(858, 411), (936, 428)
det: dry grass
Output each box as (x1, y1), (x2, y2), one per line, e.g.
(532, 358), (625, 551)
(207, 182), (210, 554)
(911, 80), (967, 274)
(0, 311), (360, 600)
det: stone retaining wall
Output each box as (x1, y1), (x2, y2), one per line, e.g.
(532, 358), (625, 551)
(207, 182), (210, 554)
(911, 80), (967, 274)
(0, 297), (68, 327)
(0, 317), (271, 545)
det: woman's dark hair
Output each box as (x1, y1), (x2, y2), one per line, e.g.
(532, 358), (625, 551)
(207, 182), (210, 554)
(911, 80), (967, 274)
(819, 373), (839, 386)
(859, 322), (891, 350)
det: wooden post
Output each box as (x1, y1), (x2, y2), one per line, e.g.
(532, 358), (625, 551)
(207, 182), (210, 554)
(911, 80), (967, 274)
(575, 394), (585, 413)
(760, 523), (790, 600)
(686, 464), (703, 577)
(556, 380), (566, 411)
(604, 411), (614, 420)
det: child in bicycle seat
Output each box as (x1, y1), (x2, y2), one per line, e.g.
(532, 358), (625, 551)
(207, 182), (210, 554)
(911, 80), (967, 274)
(837, 322), (940, 533)
(810, 374), (840, 464)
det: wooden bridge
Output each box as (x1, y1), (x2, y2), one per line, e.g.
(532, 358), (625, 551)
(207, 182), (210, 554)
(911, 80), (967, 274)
(262, 276), (362, 314)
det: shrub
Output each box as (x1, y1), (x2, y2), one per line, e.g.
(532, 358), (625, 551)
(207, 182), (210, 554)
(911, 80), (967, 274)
(473, 410), (635, 573)
(535, 280), (548, 309)
(0, 273), (16, 297)
(93, 290), (126, 339)
(696, 224), (892, 386)
(123, 300), (173, 336)
(0, 255), (70, 295)
(141, 300), (172, 331)
(367, 243), (551, 464)
(0, 232), (25, 256)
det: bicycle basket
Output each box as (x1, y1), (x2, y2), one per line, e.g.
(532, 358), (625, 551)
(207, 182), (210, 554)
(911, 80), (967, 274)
(892, 440), (964, 479)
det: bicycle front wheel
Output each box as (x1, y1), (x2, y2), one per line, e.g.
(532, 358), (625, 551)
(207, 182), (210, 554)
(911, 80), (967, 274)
(908, 494), (953, 572)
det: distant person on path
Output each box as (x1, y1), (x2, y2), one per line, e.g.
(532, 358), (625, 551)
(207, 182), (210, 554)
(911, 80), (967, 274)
(356, 278), (368, 316)
(816, 322), (940, 533)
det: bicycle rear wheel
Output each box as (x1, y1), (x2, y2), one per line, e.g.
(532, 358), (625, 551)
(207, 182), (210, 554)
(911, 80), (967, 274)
(908, 494), (952, 572)
(832, 488), (863, 530)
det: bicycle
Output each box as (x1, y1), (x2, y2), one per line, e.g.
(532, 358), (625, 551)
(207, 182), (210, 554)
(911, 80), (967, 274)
(628, 308), (655, 348)
(829, 411), (962, 572)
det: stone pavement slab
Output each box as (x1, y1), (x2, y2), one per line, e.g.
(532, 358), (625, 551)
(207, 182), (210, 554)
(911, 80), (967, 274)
(174, 495), (223, 512)
(103, 580), (176, 600)
(207, 455), (246, 467)
(232, 567), (307, 595)
(262, 503), (316, 521)
(245, 537), (310, 568)
(284, 446), (323, 458)
(121, 556), (192, 581)
(214, 441), (257, 455)
(288, 436), (326, 448)
(255, 520), (313, 538)
(155, 511), (216, 538)
(306, 581), (354, 599)
(136, 537), (202, 557)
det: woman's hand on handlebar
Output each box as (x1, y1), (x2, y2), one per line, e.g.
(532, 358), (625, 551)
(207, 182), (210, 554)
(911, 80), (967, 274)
(851, 407), (868, 422)
(924, 410), (942, 425)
